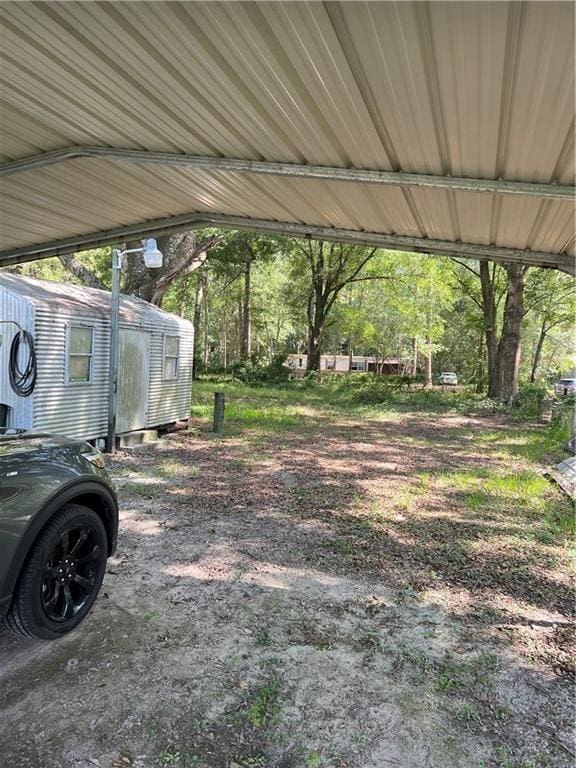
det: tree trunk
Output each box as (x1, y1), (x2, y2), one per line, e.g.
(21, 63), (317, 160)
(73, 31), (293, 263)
(306, 331), (322, 372)
(424, 337), (433, 387)
(58, 254), (107, 290)
(412, 337), (418, 376)
(202, 284), (210, 369)
(192, 274), (204, 377)
(240, 260), (252, 361)
(178, 275), (189, 318)
(497, 264), (524, 404)
(480, 261), (500, 399)
(530, 318), (548, 383)
(475, 329), (484, 393)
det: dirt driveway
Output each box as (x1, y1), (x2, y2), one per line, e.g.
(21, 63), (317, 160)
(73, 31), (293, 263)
(0, 406), (573, 768)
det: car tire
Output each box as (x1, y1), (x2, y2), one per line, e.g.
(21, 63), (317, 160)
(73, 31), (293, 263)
(2, 503), (108, 640)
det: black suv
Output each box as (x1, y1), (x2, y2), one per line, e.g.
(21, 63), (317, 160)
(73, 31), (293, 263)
(0, 431), (118, 640)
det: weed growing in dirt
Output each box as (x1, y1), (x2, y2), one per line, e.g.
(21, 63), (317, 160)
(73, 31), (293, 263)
(453, 702), (481, 729)
(246, 681), (281, 728)
(156, 746), (179, 766)
(256, 626), (272, 646)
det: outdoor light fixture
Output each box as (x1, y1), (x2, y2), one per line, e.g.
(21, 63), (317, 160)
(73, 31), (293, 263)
(106, 238), (164, 452)
(142, 238), (163, 268)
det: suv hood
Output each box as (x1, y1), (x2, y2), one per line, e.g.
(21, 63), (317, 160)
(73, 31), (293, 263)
(0, 432), (85, 457)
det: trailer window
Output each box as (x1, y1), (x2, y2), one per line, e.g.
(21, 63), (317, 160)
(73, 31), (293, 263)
(67, 326), (94, 383)
(163, 335), (179, 379)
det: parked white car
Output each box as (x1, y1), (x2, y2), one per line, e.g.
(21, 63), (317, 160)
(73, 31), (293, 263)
(554, 377), (576, 397)
(438, 372), (458, 386)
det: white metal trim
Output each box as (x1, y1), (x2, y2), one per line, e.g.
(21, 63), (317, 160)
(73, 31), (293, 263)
(65, 323), (95, 386)
(162, 333), (180, 381)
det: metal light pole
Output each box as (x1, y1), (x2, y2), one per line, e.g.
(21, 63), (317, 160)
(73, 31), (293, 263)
(105, 239), (163, 453)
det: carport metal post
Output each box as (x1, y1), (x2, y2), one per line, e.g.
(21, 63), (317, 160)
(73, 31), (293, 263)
(105, 249), (122, 454)
(105, 239), (163, 453)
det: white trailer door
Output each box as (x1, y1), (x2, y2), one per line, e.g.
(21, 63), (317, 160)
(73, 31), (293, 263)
(117, 329), (150, 433)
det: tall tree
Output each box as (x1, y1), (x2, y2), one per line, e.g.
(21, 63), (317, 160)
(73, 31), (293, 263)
(497, 264), (525, 403)
(210, 232), (278, 362)
(524, 269), (576, 382)
(287, 239), (387, 371)
(457, 259), (524, 402)
(388, 254), (457, 385)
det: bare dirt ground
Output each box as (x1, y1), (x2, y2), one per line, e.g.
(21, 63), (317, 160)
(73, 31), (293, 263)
(0, 407), (574, 768)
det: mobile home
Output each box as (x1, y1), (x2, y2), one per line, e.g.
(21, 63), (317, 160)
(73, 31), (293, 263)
(285, 354), (403, 375)
(0, 273), (193, 443)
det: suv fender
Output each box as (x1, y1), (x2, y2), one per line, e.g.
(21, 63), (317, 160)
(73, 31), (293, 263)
(0, 478), (118, 614)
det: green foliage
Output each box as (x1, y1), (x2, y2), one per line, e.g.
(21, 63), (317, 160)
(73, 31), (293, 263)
(512, 382), (550, 418)
(228, 353), (291, 385)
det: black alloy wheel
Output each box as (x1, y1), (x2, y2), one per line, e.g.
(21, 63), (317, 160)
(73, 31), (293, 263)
(3, 503), (108, 639)
(41, 523), (102, 622)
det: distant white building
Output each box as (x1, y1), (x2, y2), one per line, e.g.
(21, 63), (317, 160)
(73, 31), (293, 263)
(0, 273), (193, 443)
(285, 354), (403, 376)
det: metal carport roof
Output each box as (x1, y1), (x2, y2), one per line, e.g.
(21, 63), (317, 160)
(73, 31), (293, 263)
(0, 1), (574, 273)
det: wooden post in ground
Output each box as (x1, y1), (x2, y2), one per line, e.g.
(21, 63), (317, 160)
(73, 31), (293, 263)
(213, 392), (225, 433)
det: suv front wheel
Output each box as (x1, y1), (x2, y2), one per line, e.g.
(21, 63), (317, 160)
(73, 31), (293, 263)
(2, 503), (108, 640)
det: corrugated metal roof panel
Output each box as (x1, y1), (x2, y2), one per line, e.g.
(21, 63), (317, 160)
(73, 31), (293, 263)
(0, 1), (573, 266)
(3, 165), (573, 260)
(0, 273), (193, 329)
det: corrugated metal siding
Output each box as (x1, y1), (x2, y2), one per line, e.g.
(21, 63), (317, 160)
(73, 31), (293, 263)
(32, 308), (110, 441)
(147, 324), (194, 426)
(0, 284), (34, 429)
(0, 1), (573, 264)
(0, 274), (194, 440)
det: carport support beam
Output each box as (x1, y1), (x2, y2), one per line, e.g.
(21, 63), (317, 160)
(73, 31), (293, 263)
(0, 146), (574, 200)
(0, 213), (573, 275)
(106, 250), (122, 454)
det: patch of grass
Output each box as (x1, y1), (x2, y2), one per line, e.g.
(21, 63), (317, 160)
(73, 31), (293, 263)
(246, 681), (281, 728)
(307, 751), (323, 768)
(415, 472), (432, 491)
(331, 538), (355, 557)
(395, 649), (502, 697)
(122, 482), (161, 497)
(255, 626), (272, 646)
(453, 702), (481, 729)
(464, 492), (489, 511)
(484, 471), (549, 498)
(434, 463), (574, 543)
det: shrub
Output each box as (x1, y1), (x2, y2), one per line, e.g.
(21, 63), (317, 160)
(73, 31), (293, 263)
(513, 382), (550, 419)
(228, 354), (290, 385)
(551, 394), (575, 431)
